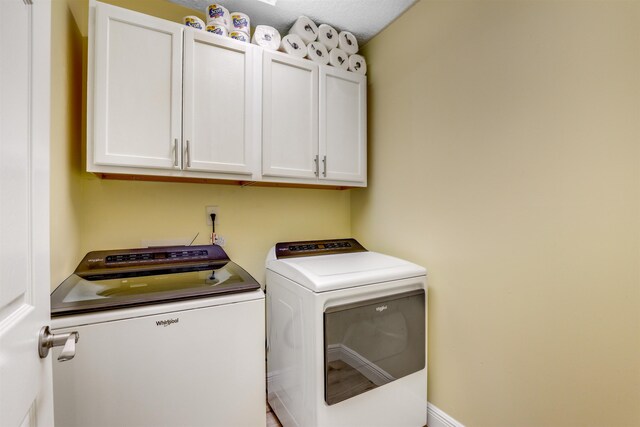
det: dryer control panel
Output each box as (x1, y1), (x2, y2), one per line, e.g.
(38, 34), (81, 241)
(275, 238), (367, 259)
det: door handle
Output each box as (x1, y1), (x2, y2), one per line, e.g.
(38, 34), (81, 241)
(38, 326), (79, 362)
(173, 138), (179, 167)
(314, 155), (319, 176)
(322, 155), (327, 177)
(185, 140), (191, 168)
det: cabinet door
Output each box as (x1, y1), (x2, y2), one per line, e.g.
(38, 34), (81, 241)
(262, 52), (318, 179)
(93, 2), (182, 170)
(319, 67), (367, 183)
(183, 31), (256, 175)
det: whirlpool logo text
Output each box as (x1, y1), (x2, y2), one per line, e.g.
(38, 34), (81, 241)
(156, 318), (179, 327)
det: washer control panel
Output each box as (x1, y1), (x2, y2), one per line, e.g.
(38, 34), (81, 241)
(76, 244), (230, 274)
(275, 238), (367, 259)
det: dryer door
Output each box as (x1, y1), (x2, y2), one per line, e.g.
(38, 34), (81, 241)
(323, 289), (425, 405)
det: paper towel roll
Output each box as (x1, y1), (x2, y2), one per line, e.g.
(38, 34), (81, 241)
(306, 42), (329, 65)
(183, 16), (205, 30)
(206, 4), (230, 28)
(317, 24), (338, 50)
(348, 54), (367, 75)
(230, 12), (250, 35)
(329, 48), (349, 70)
(338, 31), (359, 55)
(279, 34), (307, 58)
(288, 16), (318, 44)
(229, 31), (249, 43)
(205, 23), (228, 37)
(252, 25), (281, 51)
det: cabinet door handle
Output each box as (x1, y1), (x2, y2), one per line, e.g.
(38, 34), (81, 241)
(314, 155), (319, 177)
(173, 139), (178, 167)
(322, 155), (327, 177)
(185, 140), (191, 168)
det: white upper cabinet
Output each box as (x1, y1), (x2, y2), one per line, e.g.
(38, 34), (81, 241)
(89, 2), (259, 180)
(319, 67), (367, 184)
(262, 51), (367, 187)
(88, 2), (366, 187)
(183, 31), (256, 175)
(262, 51), (318, 180)
(93, 2), (182, 170)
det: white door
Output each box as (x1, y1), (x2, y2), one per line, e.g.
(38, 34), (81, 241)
(319, 67), (367, 184)
(262, 51), (319, 179)
(92, 2), (183, 170)
(0, 0), (54, 426)
(183, 31), (257, 175)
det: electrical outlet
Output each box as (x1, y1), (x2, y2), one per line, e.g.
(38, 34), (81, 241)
(205, 206), (219, 226)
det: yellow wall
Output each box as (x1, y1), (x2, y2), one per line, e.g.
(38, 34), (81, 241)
(49, 0), (351, 286)
(77, 178), (350, 283)
(51, 0), (640, 425)
(50, 0), (84, 286)
(353, 1), (640, 426)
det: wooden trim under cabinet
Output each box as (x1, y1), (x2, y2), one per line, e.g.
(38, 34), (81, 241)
(95, 173), (353, 190)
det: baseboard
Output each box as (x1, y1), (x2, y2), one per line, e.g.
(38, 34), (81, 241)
(427, 402), (465, 427)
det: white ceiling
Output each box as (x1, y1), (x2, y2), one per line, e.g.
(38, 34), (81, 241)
(167, 0), (418, 45)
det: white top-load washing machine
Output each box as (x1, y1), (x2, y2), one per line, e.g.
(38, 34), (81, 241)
(50, 245), (265, 427)
(266, 239), (427, 427)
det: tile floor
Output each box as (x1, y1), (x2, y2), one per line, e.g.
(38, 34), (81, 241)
(266, 402), (282, 427)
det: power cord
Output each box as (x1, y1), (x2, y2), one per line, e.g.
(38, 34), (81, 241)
(210, 213), (217, 245)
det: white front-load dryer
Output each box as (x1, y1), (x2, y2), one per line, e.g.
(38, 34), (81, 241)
(266, 239), (427, 427)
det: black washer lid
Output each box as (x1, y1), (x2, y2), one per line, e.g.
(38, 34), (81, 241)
(51, 245), (260, 317)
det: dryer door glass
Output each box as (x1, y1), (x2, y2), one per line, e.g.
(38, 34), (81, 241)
(323, 289), (425, 405)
